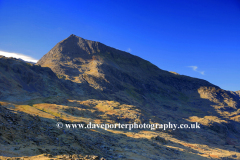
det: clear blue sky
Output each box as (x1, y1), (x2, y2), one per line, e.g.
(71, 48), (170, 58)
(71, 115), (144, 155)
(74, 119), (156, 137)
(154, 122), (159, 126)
(0, 0), (240, 91)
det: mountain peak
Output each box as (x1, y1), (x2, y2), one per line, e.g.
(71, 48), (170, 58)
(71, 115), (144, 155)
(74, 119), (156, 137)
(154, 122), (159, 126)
(37, 34), (217, 92)
(64, 34), (84, 41)
(67, 34), (81, 39)
(2, 35), (240, 160)
(70, 34), (76, 37)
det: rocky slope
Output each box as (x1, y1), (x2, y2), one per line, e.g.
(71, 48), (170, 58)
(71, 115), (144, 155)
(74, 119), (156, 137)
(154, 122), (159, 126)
(0, 55), (89, 102)
(0, 35), (240, 159)
(37, 34), (216, 93)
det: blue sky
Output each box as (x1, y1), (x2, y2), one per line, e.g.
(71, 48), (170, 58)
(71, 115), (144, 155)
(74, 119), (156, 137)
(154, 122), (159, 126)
(0, 0), (240, 91)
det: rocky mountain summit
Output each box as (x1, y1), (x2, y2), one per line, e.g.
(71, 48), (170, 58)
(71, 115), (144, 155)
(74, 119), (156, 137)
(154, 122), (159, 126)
(37, 34), (216, 92)
(0, 35), (240, 159)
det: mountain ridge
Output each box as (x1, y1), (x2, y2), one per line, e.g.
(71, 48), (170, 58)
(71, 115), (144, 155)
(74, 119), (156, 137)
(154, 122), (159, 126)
(0, 35), (240, 159)
(37, 34), (219, 92)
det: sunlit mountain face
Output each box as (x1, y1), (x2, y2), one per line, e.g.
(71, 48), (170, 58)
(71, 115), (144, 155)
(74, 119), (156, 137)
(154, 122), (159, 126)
(0, 35), (240, 160)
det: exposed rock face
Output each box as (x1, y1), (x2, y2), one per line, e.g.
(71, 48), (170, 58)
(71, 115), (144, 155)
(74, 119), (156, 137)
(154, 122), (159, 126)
(1, 35), (240, 159)
(36, 35), (240, 116)
(37, 34), (218, 98)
